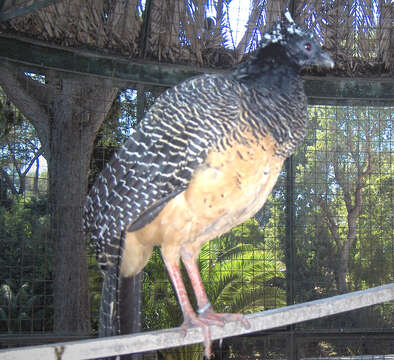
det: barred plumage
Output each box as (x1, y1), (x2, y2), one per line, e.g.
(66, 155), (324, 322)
(83, 11), (333, 357)
(84, 73), (307, 268)
(85, 76), (246, 265)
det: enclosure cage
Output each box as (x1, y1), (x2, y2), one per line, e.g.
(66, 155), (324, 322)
(0, 0), (393, 359)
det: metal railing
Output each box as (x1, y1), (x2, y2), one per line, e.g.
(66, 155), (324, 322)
(0, 283), (393, 360)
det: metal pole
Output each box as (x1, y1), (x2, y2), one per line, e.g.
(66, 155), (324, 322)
(285, 156), (296, 306)
(286, 3), (298, 358)
(3, 284), (393, 360)
(285, 156), (296, 360)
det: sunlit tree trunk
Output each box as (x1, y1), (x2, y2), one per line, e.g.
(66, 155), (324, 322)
(0, 64), (117, 333)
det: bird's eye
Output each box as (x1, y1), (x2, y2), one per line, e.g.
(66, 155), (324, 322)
(304, 43), (312, 51)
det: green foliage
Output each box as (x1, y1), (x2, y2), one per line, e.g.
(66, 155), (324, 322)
(142, 249), (181, 331)
(0, 281), (38, 333)
(351, 160), (393, 288)
(0, 88), (44, 203)
(87, 247), (102, 335)
(291, 105), (393, 330)
(0, 195), (52, 332)
(142, 218), (286, 329)
(201, 218), (286, 313)
(0, 91), (24, 137)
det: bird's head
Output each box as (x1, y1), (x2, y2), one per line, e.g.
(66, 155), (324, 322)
(235, 10), (334, 81)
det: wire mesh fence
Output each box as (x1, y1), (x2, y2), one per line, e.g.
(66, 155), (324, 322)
(1, 80), (392, 358)
(0, 1), (393, 359)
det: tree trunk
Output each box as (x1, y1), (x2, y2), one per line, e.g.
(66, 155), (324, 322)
(48, 79), (117, 334)
(48, 100), (92, 333)
(49, 156), (91, 333)
(335, 249), (349, 294)
(0, 65), (117, 334)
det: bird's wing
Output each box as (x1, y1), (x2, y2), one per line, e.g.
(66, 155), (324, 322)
(84, 73), (247, 271)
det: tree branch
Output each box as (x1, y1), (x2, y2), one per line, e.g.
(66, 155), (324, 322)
(21, 147), (44, 177)
(332, 151), (352, 213)
(0, 62), (50, 154)
(317, 197), (342, 251)
(8, 143), (23, 180)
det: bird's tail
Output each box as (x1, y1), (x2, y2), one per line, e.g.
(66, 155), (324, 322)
(97, 269), (121, 360)
(99, 231), (125, 339)
(99, 264), (121, 338)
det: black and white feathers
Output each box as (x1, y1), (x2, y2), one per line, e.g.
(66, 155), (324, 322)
(83, 12), (333, 337)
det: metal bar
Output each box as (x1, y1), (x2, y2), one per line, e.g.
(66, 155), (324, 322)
(285, 156), (296, 307)
(0, 0), (64, 22)
(284, 0), (297, 328)
(285, 155), (296, 360)
(285, 0), (296, 338)
(0, 283), (393, 360)
(303, 77), (394, 106)
(0, 35), (393, 105)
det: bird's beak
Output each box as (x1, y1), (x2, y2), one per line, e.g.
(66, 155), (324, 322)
(318, 51), (335, 69)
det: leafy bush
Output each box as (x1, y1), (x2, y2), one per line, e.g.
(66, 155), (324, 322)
(0, 195), (52, 332)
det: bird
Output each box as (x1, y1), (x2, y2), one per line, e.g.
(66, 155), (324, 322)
(83, 10), (334, 359)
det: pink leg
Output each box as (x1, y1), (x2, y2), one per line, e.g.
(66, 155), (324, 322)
(180, 251), (210, 311)
(164, 259), (195, 317)
(181, 250), (250, 328)
(164, 259), (214, 358)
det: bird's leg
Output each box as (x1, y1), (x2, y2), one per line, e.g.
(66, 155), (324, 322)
(164, 259), (196, 320)
(180, 249), (251, 327)
(164, 259), (214, 358)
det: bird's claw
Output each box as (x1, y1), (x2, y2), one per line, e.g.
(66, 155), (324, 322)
(200, 308), (250, 329)
(181, 316), (212, 358)
(181, 310), (250, 358)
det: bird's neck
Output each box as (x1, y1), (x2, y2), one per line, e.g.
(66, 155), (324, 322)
(239, 60), (302, 95)
(233, 60), (308, 158)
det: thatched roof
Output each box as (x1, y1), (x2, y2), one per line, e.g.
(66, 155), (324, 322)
(1, 0), (393, 75)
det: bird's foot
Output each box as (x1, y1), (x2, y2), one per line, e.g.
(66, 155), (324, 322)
(198, 307), (250, 330)
(181, 307), (250, 359)
(181, 314), (214, 358)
